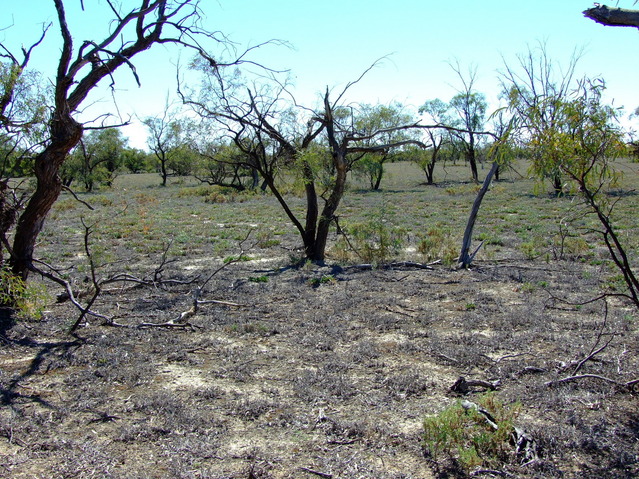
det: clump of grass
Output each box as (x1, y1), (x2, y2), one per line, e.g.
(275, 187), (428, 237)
(176, 185), (218, 198)
(423, 393), (521, 473)
(445, 184), (481, 196)
(248, 275), (269, 283)
(90, 194), (114, 207)
(308, 275), (336, 287)
(224, 254), (252, 264)
(53, 198), (80, 211)
(256, 230), (281, 248)
(417, 225), (458, 266)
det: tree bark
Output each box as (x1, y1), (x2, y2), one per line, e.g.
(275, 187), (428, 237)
(468, 137), (479, 182)
(584, 5), (639, 28)
(11, 115), (83, 278)
(458, 161), (498, 268)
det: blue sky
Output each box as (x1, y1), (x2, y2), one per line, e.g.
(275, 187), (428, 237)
(2, 1), (638, 148)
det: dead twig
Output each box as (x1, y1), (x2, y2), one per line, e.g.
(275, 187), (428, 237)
(572, 300), (614, 376)
(470, 469), (516, 478)
(137, 230), (254, 330)
(545, 374), (639, 389)
(299, 467), (333, 478)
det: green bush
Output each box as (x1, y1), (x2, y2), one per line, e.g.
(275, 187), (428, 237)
(423, 393), (521, 473)
(332, 219), (407, 265)
(0, 267), (50, 320)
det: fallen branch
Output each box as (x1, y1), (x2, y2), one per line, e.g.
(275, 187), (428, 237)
(138, 289), (201, 330)
(461, 400), (499, 430)
(545, 374), (639, 389)
(451, 376), (501, 394)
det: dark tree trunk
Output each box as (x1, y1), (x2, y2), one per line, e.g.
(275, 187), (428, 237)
(425, 162), (435, 184)
(468, 147), (478, 182)
(458, 161), (498, 268)
(11, 116), (83, 279)
(160, 157), (168, 186)
(302, 161), (319, 259)
(311, 157), (347, 262)
(373, 169), (383, 190)
(552, 174), (563, 196)
(250, 168), (260, 190)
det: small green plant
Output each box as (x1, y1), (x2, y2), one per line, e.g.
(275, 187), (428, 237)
(224, 254), (252, 264)
(520, 282), (536, 293)
(519, 241), (538, 260)
(248, 275), (269, 283)
(0, 267), (50, 320)
(256, 230), (281, 248)
(308, 275), (336, 287)
(423, 394), (521, 473)
(465, 302), (477, 311)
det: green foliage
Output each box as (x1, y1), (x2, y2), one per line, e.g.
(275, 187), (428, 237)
(0, 62), (49, 177)
(520, 240), (540, 260)
(248, 275), (269, 283)
(167, 144), (198, 176)
(423, 394), (521, 473)
(352, 152), (386, 190)
(417, 225), (458, 266)
(333, 217), (407, 265)
(449, 91), (487, 133)
(122, 148), (153, 174)
(143, 110), (194, 185)
(62, 129), (128, 191)
(308, 275), (336, 287)
(193, 141), (259, 191)
(351, 103), (417, 190)
(224, 254), (252, 264)
(0, 267), (50, 320)
(295, 142), (334, 192)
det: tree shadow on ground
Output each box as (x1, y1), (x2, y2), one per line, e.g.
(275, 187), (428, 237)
(0, 322), (83, 408)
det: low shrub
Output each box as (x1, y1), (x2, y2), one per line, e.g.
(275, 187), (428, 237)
(423, 393), (521, 473)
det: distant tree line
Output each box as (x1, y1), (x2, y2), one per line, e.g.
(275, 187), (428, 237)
(0, 1), (637, 311)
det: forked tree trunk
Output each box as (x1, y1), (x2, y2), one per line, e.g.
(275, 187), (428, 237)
(11, 116), (83, 279)
(425, 162), (435, 184)
(311, 153), (347, 262)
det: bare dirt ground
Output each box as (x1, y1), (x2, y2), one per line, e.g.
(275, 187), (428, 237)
(1, 165), (639, 478)
(1, 256), (638, 478)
